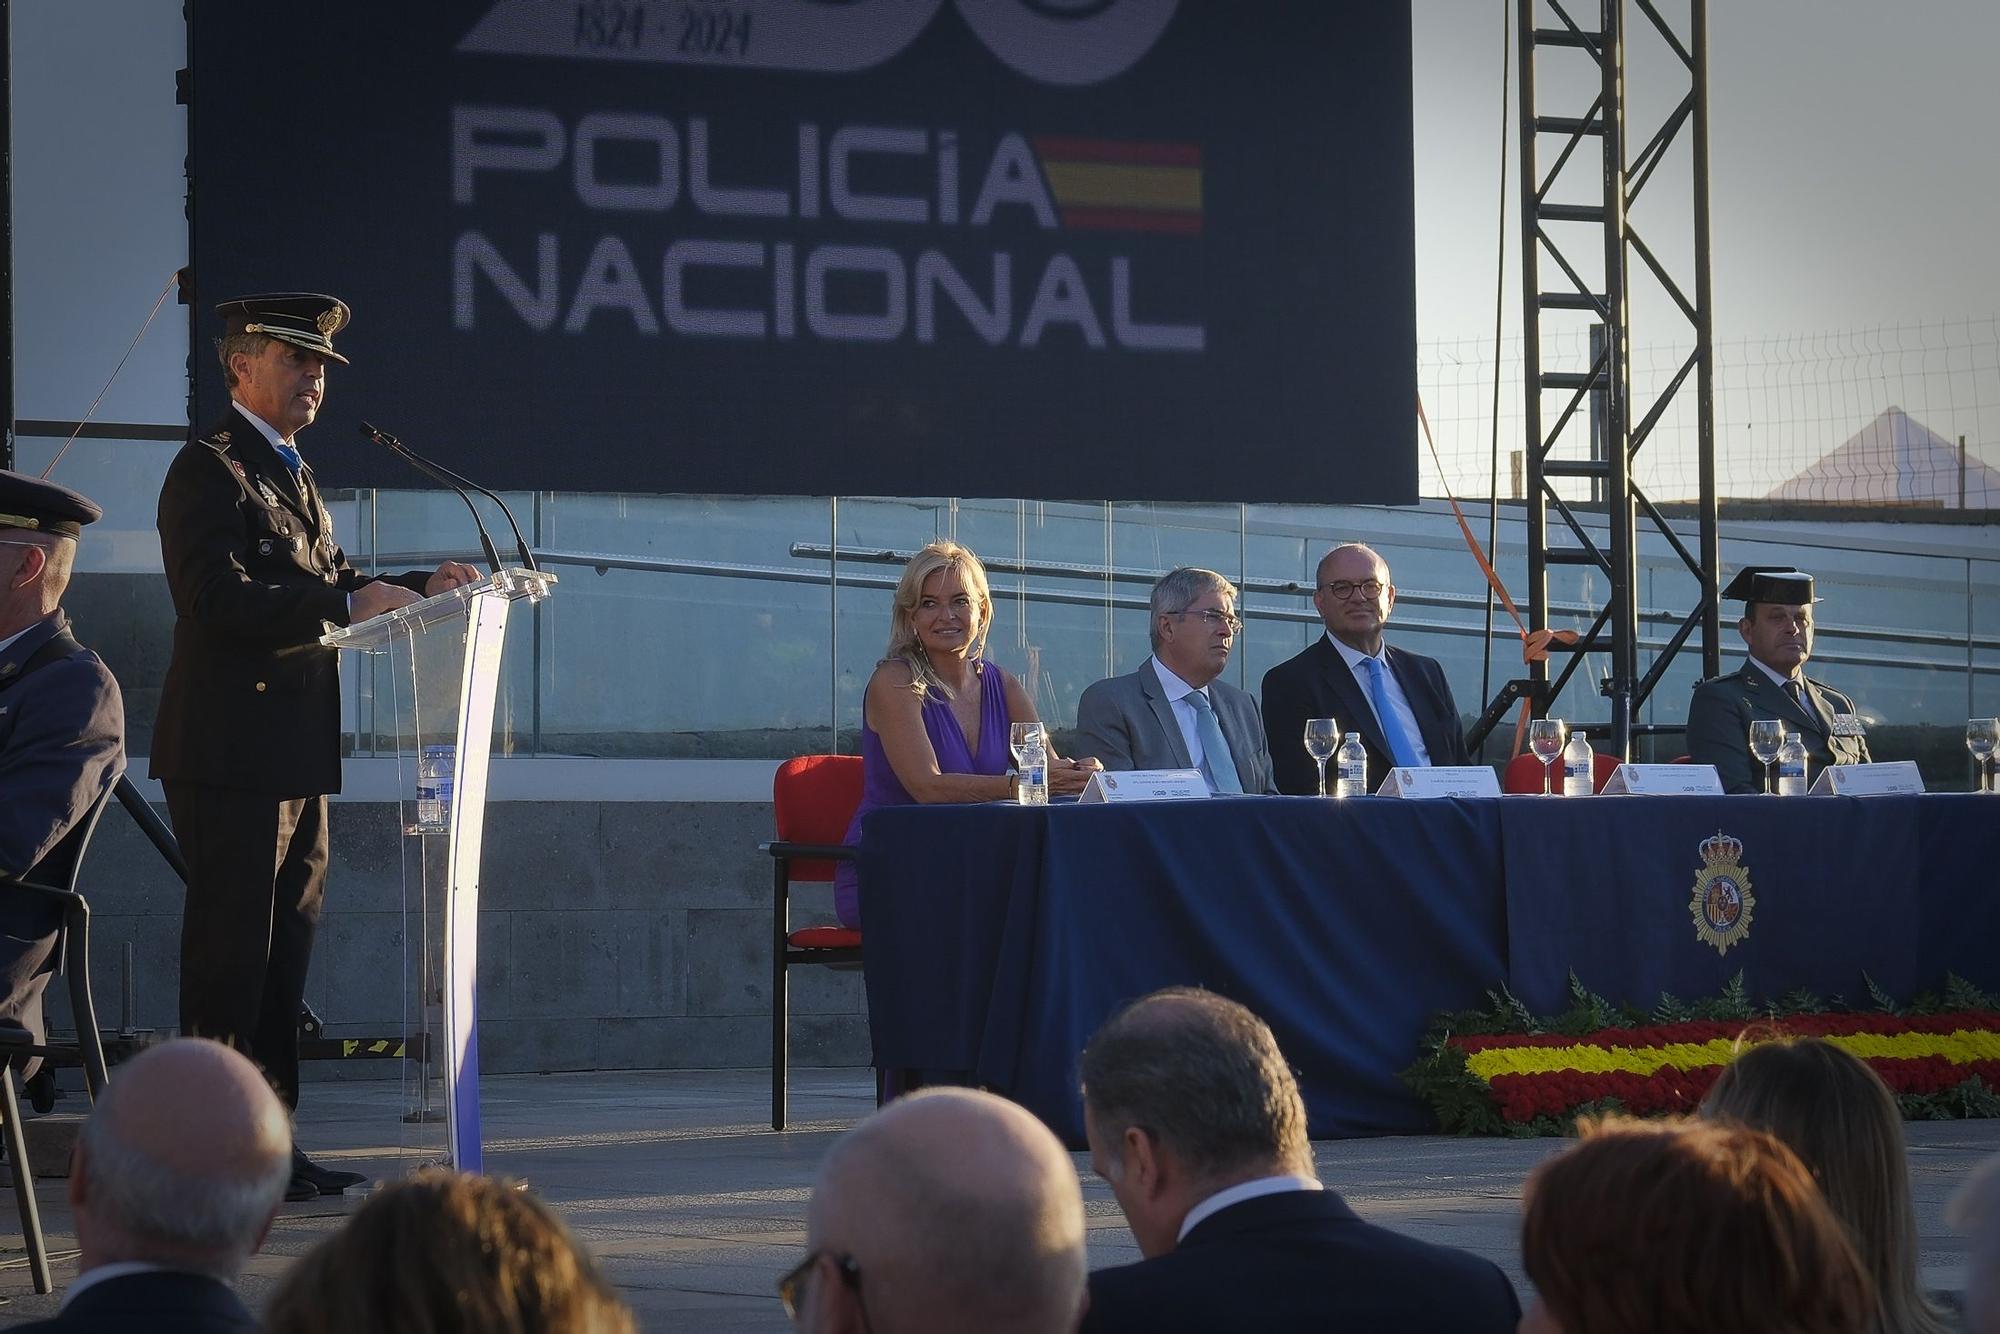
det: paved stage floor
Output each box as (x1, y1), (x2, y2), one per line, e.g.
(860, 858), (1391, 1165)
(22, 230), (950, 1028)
(0, 1067), (1990, 1328)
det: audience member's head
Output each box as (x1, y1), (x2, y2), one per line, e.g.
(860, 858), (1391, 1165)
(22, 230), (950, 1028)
(790, 1087), (1086, 1334)
(1519, 1117), (1872, 1334)
(1950, 1153), (2000, 1334)
(1700, 1036), (1951, 1334)
(1079, 987), (1314, 1258)
(263, 1170), (635, 1334)
(69, 1037), (291, 1280)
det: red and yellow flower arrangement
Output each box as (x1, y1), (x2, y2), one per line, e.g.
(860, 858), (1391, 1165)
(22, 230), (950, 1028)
(1403, 973), (2000, 1137)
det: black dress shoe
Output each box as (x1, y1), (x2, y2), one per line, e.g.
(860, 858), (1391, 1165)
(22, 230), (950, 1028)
(292, 1146), (367, 1196)
(284, 1173), (320, 1203)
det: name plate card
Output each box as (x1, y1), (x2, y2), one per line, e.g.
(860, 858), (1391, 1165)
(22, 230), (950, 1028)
(1078, 769), (1210, 804)
(1599, 763), (1724, 795)
(1375, 766), (1502, 799)
(1808, 761), (1925, 796)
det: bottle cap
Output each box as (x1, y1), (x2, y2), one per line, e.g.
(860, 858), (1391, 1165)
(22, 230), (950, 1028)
(1345, 732), (1359, 740)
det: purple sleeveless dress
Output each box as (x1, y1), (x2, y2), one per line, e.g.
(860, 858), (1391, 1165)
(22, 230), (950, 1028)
(834, 659), (1014, 927)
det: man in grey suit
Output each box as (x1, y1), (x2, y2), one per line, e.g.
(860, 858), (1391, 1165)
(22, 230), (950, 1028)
(1074, 568), (1277, 794)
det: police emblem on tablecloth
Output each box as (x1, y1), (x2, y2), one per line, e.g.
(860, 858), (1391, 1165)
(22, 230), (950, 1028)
(1689, 830), (1754, 956)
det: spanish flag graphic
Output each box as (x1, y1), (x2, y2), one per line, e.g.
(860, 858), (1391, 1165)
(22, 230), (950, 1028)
(1031, 137), (1203, 236)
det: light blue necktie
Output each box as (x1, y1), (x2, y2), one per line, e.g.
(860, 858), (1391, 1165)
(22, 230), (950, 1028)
(270, 440), (305, 479)
(1364, 655), (1423, 768)
(1186, 689), (1243, 794)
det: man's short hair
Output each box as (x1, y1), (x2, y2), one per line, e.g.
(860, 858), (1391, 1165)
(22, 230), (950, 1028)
(77, 1096), (290, 1272)
(215, 331), (274, 390)
(1079, 987), (1310, 1185)
(1149, 568), (1238, 652)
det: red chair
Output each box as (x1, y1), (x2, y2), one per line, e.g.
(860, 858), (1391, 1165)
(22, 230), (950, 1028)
(761, 755), (864, 1130)
(1501, 750), (1621, 794)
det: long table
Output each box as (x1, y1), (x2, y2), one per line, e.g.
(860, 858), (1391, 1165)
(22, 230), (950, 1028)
(857, 794), (1999, 1144)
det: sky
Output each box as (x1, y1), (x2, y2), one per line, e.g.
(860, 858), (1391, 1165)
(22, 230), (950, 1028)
(1411, 0), (2000, 342)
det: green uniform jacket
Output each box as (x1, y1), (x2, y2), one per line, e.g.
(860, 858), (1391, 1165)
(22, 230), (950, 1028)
(1686, 660), (1871, 794)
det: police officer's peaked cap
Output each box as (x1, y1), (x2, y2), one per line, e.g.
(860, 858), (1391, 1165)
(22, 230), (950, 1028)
(0, 469), (101, 540)
(1721, 565), (1819, 605)
(216, 293), (351, 365)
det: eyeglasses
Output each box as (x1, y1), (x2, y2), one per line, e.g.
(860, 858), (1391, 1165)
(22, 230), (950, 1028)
(1321, 579), (1386, 600)
(1174, 608), (1242, 633)
(778, 1250), (866, 1324)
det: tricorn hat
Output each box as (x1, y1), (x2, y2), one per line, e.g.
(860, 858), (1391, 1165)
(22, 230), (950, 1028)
(1721, 565), (1819, 605)
(216, 293), (351, 365)
(0, 469), (101, 541)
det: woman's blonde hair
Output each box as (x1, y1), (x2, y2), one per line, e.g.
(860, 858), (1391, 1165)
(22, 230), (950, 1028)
(263, 1170), (636, 1334)
(882, 540), (993, 700)
(1701, 1037), (1951, 1334)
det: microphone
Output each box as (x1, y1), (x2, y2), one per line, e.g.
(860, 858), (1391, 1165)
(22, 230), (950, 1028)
(358, 422), (538, 574)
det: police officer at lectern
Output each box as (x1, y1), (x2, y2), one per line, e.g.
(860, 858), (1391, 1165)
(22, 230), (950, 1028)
(152, 294), (480, 1202)
(1686, 566), (1871, 794)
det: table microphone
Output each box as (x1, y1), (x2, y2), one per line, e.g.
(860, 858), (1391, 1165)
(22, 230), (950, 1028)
(358, 422), (527, 574)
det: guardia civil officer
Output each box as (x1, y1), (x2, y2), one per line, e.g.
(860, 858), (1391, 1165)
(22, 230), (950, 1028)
(0, 471), (124, 1071)
(1686, 566), (1871, 794)
(153, 294), (481, 1202)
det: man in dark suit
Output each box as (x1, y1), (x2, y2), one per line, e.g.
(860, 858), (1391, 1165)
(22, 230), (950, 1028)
(153, 294), (480, 1201)
(1687, 566), (1870, 793)
(1074, 567), (1277, 794)
(14, 1038), (290, 1334)
(0, 471), (125, 1070)
(1079, 988), (1519, 1334)
(1261, 543), (1468, 794)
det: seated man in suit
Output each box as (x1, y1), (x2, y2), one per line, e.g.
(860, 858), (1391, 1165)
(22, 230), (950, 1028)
(1261, 543), (1467, 794)
(1687, 566), (1870, 794)
(0, 471), (125, 1068)
(784, 1087), (1086, 1334)
(1074, 567), (1276, 794)
(1079, 988), (1520, 1334)
(21, 1038), (290, 1333)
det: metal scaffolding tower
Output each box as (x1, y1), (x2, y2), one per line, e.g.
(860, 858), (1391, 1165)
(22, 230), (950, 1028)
(1475, 0), (1720, 759)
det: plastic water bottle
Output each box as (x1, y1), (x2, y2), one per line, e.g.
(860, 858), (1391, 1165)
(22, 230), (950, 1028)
(1776, 732), (1808, 796)
(1017, 737), (1049, 807)
(1334, 733), (1368, 798)
(417, 743), (456, 828)
(1561, 731), (1593, 796)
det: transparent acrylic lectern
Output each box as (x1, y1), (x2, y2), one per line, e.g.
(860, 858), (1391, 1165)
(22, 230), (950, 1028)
(321, 567), (555, 1171)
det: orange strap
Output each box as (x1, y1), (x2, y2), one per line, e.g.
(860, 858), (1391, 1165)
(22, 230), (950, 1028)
(1416, 396), (1577, 756)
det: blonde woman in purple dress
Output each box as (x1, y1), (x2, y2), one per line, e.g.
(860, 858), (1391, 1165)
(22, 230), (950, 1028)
(835, 541), (1098, 926)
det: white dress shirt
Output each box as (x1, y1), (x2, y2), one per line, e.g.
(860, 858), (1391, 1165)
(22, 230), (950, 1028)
(1177, 1174), (1323, 1242)
(230, 397), (297, 451)
(1749, 656), (1801, 690)
(1326, 633), (1432, 764)
(1151, 657), (1231, 792)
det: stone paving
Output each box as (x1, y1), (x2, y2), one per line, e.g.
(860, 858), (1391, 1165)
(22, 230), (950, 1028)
(0, 1068), (1990, 1329)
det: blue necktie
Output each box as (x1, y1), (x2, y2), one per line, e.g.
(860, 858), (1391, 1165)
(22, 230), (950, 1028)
(1364, 656), (1423, 768)
(270, 440), (305, 478)
(1186, 689), (1243, 794)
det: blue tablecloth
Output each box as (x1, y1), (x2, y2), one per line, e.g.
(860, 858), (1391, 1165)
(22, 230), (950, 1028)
(859, 793), (2000, 1145)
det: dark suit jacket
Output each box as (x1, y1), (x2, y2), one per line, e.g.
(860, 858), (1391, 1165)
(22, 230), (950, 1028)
(0, 611), (125, 1057)
(1261, 637), (1469, 795)
(1686, 660), (1870, 794)
(1082, 1189), (1520, 1334)
(11, 1269), (257, 1333)
(152, 407), (429, 798)
(1073, 659), (1278, 794)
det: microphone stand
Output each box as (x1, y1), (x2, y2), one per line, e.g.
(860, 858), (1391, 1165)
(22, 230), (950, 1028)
(358, 422), (521, 574)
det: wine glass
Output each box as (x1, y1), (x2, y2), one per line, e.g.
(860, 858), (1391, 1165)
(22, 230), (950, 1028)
(1748, 719), (1786, 795)
(1303, 718), (1340, 798)
(1968, 717), (2000, 793)
(1527, 719), (1565, 796)
(1008, 721), (1045, 767)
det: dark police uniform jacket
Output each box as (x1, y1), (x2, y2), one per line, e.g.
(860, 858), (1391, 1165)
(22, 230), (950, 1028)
(0, 611), (125, 880)
(151, 406), (427, 798)
(1685, 660), (1871, 795)
(0, 611), (124, 1054)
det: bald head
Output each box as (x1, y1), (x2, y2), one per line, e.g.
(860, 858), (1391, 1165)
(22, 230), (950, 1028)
(74, 1038), (291, 1277)
(805, 1089), (1086, 1334)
